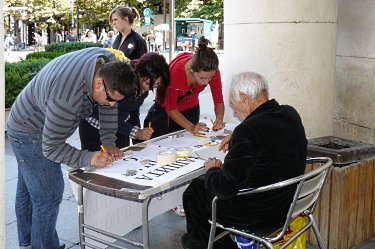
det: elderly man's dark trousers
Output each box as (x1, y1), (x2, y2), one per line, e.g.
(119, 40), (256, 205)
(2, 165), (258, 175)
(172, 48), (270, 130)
(182, 178), (238, 249)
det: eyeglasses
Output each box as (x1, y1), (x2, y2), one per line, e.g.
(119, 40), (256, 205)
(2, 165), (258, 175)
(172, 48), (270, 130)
(101, 78), (118, 102)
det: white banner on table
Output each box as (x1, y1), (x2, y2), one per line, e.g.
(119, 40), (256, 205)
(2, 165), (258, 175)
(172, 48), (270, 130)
(92, 124), (233, 187)
(96, 157), (206, 187)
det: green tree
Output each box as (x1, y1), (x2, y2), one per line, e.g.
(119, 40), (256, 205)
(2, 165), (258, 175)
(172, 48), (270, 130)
(75, 0), (145, 29)
(175, 0), (223, 22)
(4, 0), (223, 34)
(4, 0), (72, 31)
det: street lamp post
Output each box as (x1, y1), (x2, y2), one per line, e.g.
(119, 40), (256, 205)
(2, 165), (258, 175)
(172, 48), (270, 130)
(46, 17), (56, 44)
(169, 0), (175, 62)
(8, 15), (11, 33)
(71, 0), (74, 27)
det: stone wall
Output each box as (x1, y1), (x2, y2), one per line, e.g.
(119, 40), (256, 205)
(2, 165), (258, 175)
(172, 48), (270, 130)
(334, 0), (375, 144)
(223, 0), (337, 139)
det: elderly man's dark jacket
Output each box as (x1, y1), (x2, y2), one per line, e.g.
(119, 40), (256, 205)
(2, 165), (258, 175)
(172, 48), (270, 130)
(205, 99), (307, 230)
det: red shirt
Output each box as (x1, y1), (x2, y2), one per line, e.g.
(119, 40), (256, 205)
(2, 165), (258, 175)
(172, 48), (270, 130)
(157, 52), (224, 112)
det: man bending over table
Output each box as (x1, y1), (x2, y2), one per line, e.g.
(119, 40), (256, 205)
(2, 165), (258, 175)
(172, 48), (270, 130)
(7, 47), (137, 249)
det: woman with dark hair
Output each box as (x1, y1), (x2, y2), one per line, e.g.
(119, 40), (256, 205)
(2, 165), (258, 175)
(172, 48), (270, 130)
(109, 5), (147, 60)
(148, 36), (225, 138)
(79, 52), (170, 151)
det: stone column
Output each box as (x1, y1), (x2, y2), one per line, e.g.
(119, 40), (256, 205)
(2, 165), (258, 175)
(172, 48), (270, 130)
(223, 0), (337, 139)
(335, 0), (375, 144)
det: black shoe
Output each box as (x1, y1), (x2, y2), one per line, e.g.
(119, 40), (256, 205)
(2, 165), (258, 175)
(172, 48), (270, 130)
(181, 233), (205, 249)
(56, 244), (66, 249)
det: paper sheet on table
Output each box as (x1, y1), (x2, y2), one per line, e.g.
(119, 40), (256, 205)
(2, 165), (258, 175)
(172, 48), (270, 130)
(125, 143), (161, 158)
(153, 133), (210, 148)
(153, 122), (237, 149)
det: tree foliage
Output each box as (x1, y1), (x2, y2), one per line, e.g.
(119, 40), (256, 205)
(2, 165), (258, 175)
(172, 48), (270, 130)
(175, 0), (223, 22)
(4, 0), (223, 32)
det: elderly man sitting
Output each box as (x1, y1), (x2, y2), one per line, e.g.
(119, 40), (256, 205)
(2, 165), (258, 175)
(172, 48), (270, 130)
(181, 72), (308, 249)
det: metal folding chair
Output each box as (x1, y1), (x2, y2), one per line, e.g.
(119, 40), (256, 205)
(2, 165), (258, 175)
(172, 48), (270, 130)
(207, 157), (333, 249)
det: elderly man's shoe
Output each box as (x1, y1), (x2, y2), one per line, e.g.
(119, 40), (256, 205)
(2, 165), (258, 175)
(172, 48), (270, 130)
(56, 244), (66, 249)
(181, 233), (205, 249)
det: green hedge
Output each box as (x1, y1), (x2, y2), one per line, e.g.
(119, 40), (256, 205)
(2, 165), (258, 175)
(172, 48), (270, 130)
(26, 51), (66, 60)
(5, 59), (51, 108)
(6, 42), (102, 108)
(45, 41), (102, 52)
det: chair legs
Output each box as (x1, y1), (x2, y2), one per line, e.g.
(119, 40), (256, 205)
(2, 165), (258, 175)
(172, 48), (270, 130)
(309, 215), (325, 249)
(207, 224), (216, 249)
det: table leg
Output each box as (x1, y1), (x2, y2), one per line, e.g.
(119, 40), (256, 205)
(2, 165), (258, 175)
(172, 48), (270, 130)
(142, 196), (152, 249)
(78, 185), (85, 249)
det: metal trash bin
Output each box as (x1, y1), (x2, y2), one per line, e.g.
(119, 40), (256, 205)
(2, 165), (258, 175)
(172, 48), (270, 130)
(306, 136), (375, 248)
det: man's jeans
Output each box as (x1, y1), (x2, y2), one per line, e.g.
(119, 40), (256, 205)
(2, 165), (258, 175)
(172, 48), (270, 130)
(7, 128), (64, 249)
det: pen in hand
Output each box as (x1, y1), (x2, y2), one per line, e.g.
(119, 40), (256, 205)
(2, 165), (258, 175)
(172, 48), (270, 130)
(100, 145), (113, 165)
(100, 145), (107, 153)
(211, 119), (217, 131)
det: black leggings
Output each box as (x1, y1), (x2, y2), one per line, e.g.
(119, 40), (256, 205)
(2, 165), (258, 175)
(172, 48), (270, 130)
(146, 104), (200, 139)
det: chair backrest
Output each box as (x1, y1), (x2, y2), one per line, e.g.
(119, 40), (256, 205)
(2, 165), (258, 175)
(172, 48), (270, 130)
(236, 157), (332, 242)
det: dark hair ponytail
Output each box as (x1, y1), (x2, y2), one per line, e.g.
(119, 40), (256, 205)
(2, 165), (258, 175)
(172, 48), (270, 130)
(134, 52), (170, 103)
(191, 36), (218, 72)
(197, 36), (209, 49)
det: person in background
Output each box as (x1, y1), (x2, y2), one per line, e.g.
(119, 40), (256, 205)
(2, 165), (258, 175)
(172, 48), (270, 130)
(65, 28), (78, 42)
(148, 36), (225, 139)
(79, 52), (170, 150)
(104, 30), (115, 48)
(147, 30), (156, 52)
(90, 29), (98, 42)
(7, 47), (137, 249)
(98, 28), (108, 45)
(109, 5), (147, 60)
(4, 33), (13, 55)
(142, 32), (148, 40)
(109, 5), (148, 143)
(41, 32), (48, 46)
(155, 30), (163, 53)
(12, 33), (18, 50)
(142, 32), (149, 50)
(55, 31), (62, 42)
(86, 30), (97, 43)
(190, 30), (196, 51)
(181, 72), (308, 249)
(33, 32), (43, 51)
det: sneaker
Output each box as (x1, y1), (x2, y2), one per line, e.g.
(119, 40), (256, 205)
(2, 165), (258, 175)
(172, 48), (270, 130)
(172, 205), (185, 216)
